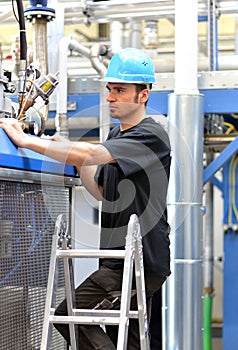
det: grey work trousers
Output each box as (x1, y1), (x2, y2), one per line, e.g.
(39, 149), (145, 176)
(54, 265), (166, 350)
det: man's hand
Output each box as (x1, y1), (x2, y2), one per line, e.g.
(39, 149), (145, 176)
(0, 118), (29, 148)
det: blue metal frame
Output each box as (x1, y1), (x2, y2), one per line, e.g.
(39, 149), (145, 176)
(204, 145), (238, 350)
(203, 137), (238, 185)
(46, 89), (238, 121)
(45, 89), (238, 118)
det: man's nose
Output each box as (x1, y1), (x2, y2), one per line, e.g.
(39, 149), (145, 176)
(107, 91), (116, 102)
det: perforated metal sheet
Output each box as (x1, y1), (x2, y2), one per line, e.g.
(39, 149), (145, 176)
(0, 180), (70, 350)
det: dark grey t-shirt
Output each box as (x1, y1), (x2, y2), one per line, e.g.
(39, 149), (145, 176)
(95, 117), (171, 277)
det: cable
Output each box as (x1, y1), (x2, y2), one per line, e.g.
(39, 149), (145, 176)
(14, 0), (27, 61)
(231, 156), (238, 220)
(12, 0), (28, 117)
(228, 154), (238, 224)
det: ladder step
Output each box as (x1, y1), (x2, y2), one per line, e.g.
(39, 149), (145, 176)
(50, 308), (139, 319)
(50, 315), (123, 325)
(56, 249), (126, 259)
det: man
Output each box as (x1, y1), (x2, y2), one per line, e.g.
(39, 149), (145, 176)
(0, 48), (171, 349)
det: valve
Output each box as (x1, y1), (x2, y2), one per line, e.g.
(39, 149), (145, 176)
(17, 66), (59, 134)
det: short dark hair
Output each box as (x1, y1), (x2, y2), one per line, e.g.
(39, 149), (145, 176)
(135, 84), (152, 106)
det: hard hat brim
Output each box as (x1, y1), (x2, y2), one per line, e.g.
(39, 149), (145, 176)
(100, 77), (155, 84)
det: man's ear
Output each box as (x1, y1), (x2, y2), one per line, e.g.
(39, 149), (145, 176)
(139, 89), (149, 104)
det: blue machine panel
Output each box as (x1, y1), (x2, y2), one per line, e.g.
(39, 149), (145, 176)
(148, 89), (238, 115)
(0, 129), (76, 176)
(48, 89), (238, 119)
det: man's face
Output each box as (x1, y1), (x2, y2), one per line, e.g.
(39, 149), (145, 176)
(106, 83), (148, 119)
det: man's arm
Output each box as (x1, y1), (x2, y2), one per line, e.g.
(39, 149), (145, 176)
(76, 165), (103, 201)
(48, 134), (103, 200)
(0, 118), (114, 167)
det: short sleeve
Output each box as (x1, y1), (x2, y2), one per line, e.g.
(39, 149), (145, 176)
(101, 122), (170, 177)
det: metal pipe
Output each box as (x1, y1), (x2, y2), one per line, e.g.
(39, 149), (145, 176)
(62, 54), (238, 74)
(152, 54), (238, 72)
(89, 43), (107, 78)
(56, 37), (91, 136)
(203, 152), (214, 350)
(174, 0), (198, 94)
(31, 17), (49, 75)
(164, 0), (204, 349)
(24, 0), (56, 124)
(165, 94), (204, 350)
(144, 20), (159, 49)
(31, 15), (50, 124)
(207, 0), (219, 71)
(56, 38), (91, 133)
(55, 37), (70, 136)
(56, 38), (111, 138)
(110, 21), (123, 52)
(68, 39), (90, 58)
(128, 21), (142, 48)
(0, 9), (14, 22)
(89, 43), (110, 142)
(62, 0), (238, 24)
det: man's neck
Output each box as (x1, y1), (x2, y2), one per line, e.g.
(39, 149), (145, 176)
(119, 113), (146, 131)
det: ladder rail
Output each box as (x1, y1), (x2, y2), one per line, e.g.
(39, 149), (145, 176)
(117, 215), (136, 349)
(41, 215), (65, 350)
(62, 238), (79, 350)
(134, 220), (150, 349)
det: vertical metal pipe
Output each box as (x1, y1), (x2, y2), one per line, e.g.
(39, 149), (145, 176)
(203, 153), (214, 350)
(31, 17), (48, 75)
(129, 21), (142, 48)
(28, 8), (53, 123)
(165, 94), (204, 350)
(174, 0), (198, 94)
(207, 0), (218, 71)
(55, 37), (70, 136)
(164, 0), (204, 349)
(110, 21), (123, 52)
(204, 155), (214, 293)
(56, 38), (91, 136)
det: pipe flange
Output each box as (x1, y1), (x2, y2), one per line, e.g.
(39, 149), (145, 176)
(24, 7), (56, 22)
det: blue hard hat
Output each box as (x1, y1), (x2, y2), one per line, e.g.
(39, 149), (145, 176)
(101, 48), (156, 84)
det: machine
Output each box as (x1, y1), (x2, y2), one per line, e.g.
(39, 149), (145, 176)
(1, 0), (238, 349)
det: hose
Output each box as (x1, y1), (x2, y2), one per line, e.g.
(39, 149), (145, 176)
(16, 0), (27, 61)
(203, 295), (213, 350)
(14, 0), (28, 118)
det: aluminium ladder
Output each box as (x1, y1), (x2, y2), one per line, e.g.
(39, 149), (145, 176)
(41, 213), (150, 350)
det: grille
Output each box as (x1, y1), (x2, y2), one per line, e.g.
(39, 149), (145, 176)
(0, 180), (70, 350)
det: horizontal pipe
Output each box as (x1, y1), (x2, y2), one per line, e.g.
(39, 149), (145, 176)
(63, 55), (238, 74)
